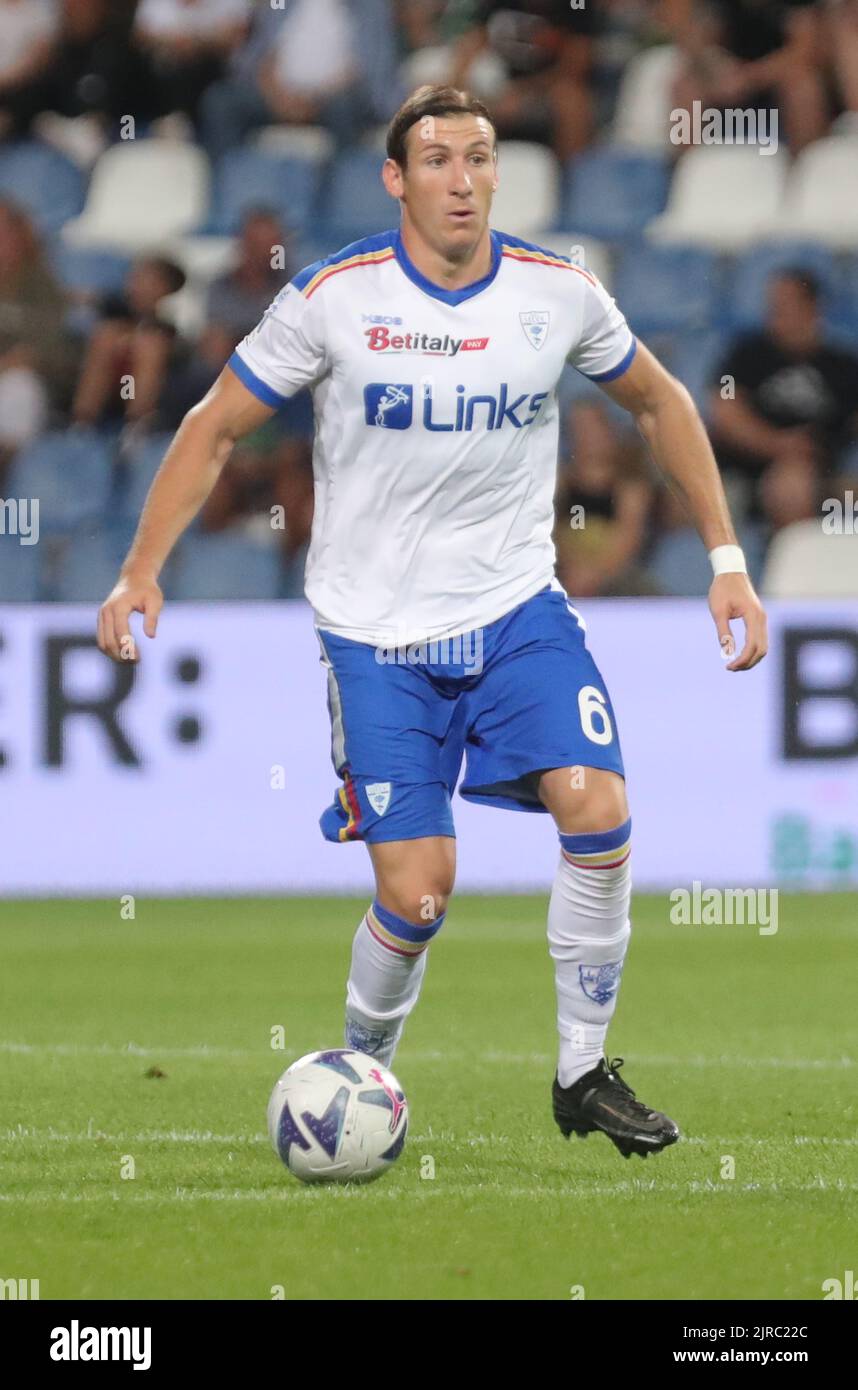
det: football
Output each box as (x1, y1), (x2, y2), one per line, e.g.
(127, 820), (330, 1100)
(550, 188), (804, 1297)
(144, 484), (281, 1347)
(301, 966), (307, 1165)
(267, 1048), (408, 1183)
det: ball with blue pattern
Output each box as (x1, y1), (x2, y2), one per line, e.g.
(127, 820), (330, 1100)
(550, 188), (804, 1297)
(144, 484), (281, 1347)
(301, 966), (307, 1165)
(267, 1049), (408, 1183)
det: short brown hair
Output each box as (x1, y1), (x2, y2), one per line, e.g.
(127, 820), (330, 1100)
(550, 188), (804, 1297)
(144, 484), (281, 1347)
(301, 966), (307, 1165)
(386, 85), (497, 168)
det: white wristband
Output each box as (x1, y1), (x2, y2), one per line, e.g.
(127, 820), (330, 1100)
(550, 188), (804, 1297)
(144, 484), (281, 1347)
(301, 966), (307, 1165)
(709, 543), (747, 577)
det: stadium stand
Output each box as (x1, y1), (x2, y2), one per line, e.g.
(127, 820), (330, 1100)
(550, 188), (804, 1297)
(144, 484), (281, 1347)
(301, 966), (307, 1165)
(0, 0), (856, 602)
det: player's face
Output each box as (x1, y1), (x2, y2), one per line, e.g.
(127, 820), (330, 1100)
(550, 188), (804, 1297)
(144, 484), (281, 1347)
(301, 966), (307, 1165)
(392, 115), (498, 258)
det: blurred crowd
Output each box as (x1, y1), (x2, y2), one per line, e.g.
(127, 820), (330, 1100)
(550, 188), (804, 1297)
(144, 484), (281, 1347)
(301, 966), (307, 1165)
(1, 0), (857, 600)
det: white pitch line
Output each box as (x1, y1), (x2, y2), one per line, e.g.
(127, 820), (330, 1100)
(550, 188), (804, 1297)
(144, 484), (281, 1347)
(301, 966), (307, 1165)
(1, 1040), (854, 1070)
(0, 1041), (249, 1059)
(0, 1128), (268, 1145)
(1, 1127), (856, 1148)
(478, 1051), (857, 1070)
(0, 1179), (857, 1205)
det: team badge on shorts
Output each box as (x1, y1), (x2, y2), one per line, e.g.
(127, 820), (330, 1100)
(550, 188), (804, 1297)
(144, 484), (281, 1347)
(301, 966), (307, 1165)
(579, 961), (623, 1006)
(520, 310), (550, 350)
(366, 782), (392, 816)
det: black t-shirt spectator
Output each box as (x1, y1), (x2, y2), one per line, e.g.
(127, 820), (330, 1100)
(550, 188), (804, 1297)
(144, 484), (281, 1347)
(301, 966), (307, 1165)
(714, 330), (858, 476)
(475, 1), (597, 76)
(711, 0), (817, 62)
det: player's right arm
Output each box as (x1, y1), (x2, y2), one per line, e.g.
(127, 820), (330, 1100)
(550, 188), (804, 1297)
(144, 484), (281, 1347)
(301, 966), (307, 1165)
(97, 367), (275, 663)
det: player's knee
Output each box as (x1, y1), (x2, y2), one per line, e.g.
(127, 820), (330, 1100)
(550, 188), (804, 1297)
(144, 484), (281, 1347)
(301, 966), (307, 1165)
(372, 838), (455, 926)
(378, 880), (452, 926)
(540, 766), (629, 835)
(376, 858), (454, 926)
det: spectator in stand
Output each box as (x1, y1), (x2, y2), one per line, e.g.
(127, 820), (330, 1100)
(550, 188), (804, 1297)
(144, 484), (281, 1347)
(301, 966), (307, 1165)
(758, 447), (823, 536)
(670, 0), (833, 155)
(205, 208), (292, 343)
(71, 254), (186, 428)
(0, 0), (145, 143)
(168, 318), (314, 575)
(0, 0), (58, 139)
(827, 0), (858, 128)
(199, 425), (314, 572)
(447, 1), (598, 160)
(0, 199), (75, 470)
(708, 269), (858, 524)
(554, 400), (654, 597)
(155, 309), (315, 582)
(133, 0), (251, 130)
(200, 0), (405, 160)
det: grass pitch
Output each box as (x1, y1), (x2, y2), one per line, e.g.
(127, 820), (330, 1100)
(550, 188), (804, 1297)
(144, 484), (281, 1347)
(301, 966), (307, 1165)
(0, 894), (855, 1301)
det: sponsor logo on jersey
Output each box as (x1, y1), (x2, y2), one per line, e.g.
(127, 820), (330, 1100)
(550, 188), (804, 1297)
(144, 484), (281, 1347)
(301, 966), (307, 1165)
(520, 310), (550, 350)
(365, 382), (548, 432)
(364, 326), (489, 355)
(362, 314), (403, 325)
(364, 383), (414, 428)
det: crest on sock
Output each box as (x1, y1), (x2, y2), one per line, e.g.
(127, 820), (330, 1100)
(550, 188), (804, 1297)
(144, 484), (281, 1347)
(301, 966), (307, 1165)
(579, 960), (624, 1005)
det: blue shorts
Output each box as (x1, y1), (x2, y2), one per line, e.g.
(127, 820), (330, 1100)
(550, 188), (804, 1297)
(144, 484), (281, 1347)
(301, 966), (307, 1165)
(317, 585), (624, 843)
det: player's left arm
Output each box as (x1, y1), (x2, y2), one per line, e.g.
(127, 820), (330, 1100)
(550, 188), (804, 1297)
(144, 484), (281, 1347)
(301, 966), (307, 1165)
(597, 338), (768, 671)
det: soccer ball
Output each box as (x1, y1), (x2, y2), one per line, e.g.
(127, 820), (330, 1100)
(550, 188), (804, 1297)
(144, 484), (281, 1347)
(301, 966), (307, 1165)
(267, 1048), (408, 1183)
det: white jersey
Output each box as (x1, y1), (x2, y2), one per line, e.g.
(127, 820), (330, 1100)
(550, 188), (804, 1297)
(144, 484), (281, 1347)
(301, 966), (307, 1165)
(229, 227), (636, 645)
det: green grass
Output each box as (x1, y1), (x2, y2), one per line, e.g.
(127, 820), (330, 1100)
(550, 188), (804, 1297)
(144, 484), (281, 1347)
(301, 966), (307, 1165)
(0, 895), (855, 1300)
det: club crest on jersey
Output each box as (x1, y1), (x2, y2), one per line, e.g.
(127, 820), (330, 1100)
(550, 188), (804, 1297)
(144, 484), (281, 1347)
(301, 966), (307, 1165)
(364, 383), (413, 429)
(366, 782), (392, 816)
(520, 310), (550, 350)
(579, 961), (623, 1006)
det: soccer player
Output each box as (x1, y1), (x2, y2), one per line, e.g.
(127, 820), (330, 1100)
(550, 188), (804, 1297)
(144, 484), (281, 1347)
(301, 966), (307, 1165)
(98, 85), (768, 1160)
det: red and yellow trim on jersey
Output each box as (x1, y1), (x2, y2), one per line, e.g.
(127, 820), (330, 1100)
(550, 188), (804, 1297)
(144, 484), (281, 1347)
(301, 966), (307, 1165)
(365, 903), (430, 958)
(337, 772), (363, 842)
(500, 242), (597, 286)
(302, 247), (397, 300)
(562, 834), (632, 871)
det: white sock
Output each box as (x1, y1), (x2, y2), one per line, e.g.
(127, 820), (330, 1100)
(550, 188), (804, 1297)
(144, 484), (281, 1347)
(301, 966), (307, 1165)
(548, 819), (632, 1088)
(344, 899), (443, 1067)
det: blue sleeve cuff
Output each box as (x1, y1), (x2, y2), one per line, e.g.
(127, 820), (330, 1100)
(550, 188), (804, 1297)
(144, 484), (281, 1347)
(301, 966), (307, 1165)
(227, 351), (288, 407)
(580, 336), (638, 383)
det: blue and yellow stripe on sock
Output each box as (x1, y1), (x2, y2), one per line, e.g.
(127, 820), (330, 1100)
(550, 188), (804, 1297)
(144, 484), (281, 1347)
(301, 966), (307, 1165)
(365, 899), (446, 958)
(559, 816), (632, 870)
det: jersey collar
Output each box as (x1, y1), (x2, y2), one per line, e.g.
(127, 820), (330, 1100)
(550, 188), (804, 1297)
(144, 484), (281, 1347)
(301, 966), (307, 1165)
(393, 226), (501, 306)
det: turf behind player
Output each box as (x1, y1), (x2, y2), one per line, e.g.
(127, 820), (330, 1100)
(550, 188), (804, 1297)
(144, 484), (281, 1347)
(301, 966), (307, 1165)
(98, 86), (767, 1161)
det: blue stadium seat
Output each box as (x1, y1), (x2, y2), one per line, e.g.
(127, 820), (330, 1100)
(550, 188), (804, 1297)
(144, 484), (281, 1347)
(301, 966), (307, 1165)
(294, 234), (344, 269)
(0, 140), (85, 235)
(0, 530), (43, 600)
(828, 253), (858, 341)
(661, 329), (732, 418)
(116, 433), (174, 525)
(169, 531), (283, 599)
(320, 150), (399, 242)
(725, 242), (840, 331)
(6, 430), (115, 534)
(647, 527), (717, 596)
(282, 543), (308, 599)
(50, 525), (137, 602)
(208, 149), (321, 235)
(48, 243), (131, 298)
(649, 522), (766, 595)
(613, 246), (721, 334)
(561, 151), (671, 243)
